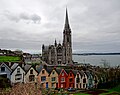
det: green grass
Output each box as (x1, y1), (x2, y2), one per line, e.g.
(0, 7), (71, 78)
(110, 84), (120, 92)
(99, 91), (114, 95)
(0, 56), (21, 62)
(74, 93), (89, 95)
(74, 89), (120, 95)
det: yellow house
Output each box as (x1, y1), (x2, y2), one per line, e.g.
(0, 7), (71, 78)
(37, 67), (52, 88)
(49, 69), (59, 88)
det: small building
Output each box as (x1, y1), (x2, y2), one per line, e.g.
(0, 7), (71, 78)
(75, 70), (88, 89)
(66, 70), (76, 88)
(0, 63), (12, 80)
(10, 63), (25, 84)
(75, 71), (84, 89)
(81, 71), (88, 89)
(85, 71), (94, 89)
(37, 67), (52, 88)
(49, 68), (59, 88)
(58, 69), (68, 88)
(24, 64), (38, 83)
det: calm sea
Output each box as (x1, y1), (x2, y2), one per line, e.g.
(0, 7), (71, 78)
(72, 55), (120, 66)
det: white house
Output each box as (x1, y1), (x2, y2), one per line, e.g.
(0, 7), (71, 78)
(0, 63), (12, 80)
(24, 64), (38, 83)
(75, 70), (88, 89)
(81, 71), (88, 89)
(10, 63), (25, 84)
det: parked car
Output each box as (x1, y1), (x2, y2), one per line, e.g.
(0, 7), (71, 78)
(67, 87), (76, 92)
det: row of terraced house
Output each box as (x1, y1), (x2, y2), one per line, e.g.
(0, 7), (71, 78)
(37, 66), (98, 89)
(0, 62), (38, 85)
(0, 62), (98, 89)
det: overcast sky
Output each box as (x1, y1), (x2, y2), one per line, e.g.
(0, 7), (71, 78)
(0, 0), (120, 54)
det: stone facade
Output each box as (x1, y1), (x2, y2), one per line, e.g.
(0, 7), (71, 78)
(42, 9), (72, 65)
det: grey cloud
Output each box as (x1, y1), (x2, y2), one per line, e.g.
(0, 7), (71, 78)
(3, 11), (41, 24)
(30, 14), (41, 23)
(20, 13), (41, 23)
(0, 0), (120, 53)
(3, 10), (20, 22)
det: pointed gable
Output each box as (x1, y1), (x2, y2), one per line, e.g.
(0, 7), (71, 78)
(0, 63), (12, 72)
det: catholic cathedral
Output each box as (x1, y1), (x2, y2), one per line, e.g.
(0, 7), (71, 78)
(42, 9), (73, 65)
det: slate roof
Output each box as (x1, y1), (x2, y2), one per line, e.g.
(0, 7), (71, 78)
(65, 69), (70, 74)
(84, 71), (91, 78)
(72, 70), (78, 75)
(11, 63), (18, 70)
(24, 64), (32, 72)
(0, 62), (12, 72)
(55, 68), (62, 74)
(0, 62), (2, 66)
(79, 71), (84, 77)
(10, 63), (25, 75)
(46, 67), (53, 74)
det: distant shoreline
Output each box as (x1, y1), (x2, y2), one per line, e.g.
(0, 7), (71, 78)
(72, 53), (120, 56)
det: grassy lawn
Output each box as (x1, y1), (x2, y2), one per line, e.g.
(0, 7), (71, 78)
(110, 84), (120, 92)
(74, 93), (89, 95)
(0, 56), (21, 62)
(73, 89), (120, 95)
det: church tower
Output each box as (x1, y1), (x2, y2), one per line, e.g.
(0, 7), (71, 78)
(42, 8), (73, 65)
(63, 8), (72, 64)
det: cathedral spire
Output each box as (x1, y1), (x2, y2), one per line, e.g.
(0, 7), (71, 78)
(64, 8), (70, 29)
(54, 39), (57, 46)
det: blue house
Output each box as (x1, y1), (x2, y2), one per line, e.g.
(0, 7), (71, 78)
(85, 71), (94, 89)
(0, 63), (12, 80)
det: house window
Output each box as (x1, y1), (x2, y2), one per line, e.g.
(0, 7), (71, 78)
(77, 74), (79, 78)
(42, 70), (45, 74)
(51, 77), (56, 81)
(41, 76), (46, 81)
(61, 78), (65, 82)
(15, 74), (22, 80)
(52, 83), (54, 87)
(80, 83), (81, 88)
(62, 72), (64, 76)
(70, 73), (72, 76)
(76, 78), (80, 83)
(1, 67), (5, 72)
(69, 78), (73, 82)
(83, 84), (85, 88)
(52, 71), (55, 75)
(83, 78), (86, 83)
(95, 79), (97, 83)
(29, 75), (35, 82)
(17, 68), (20, 73)
(68, 60), (70, 63)
(61, 84), (63, 88)
(76, 84), (78, 88)
(30, 69), (33, 74)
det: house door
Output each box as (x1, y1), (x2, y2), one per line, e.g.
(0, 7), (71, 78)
(46, 82), (48, 88)
(56, 83), (58, 88)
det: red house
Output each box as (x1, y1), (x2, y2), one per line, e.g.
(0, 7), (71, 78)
(58, 69), (68, 88)
(66, 70), (76, 88)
